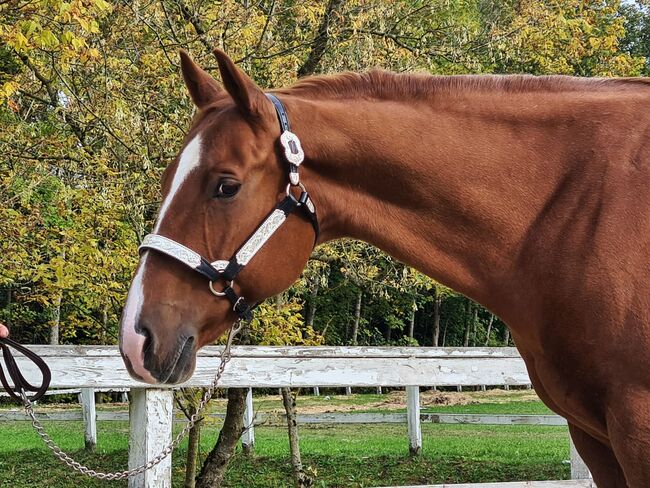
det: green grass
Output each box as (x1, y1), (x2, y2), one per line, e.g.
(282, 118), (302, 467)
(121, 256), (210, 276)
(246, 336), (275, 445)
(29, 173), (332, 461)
(0, 392), (569, 487)
(420, 401), (553, 415)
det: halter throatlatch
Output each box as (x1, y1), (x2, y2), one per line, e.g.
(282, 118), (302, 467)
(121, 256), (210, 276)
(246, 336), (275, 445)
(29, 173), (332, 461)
(139, 93), (318, 321)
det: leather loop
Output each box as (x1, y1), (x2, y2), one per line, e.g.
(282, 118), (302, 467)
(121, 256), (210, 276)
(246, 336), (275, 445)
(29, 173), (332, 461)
(223, 287), (254, 321)
(0, 337), (51, 403)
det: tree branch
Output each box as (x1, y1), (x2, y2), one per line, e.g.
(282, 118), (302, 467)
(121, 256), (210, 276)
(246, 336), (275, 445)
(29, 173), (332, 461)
(176, 0), (213, 53)
(297, 0), (345, 77)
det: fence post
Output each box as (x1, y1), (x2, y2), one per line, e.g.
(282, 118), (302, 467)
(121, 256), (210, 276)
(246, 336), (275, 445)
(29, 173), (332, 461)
(313, 387), (320, 396)
(242, 388), (255, 454)
(569, 435), (592, 479)
(80, 388), (96, 451)
(406, 386), (422, 456)
(129, 388), (174, 488)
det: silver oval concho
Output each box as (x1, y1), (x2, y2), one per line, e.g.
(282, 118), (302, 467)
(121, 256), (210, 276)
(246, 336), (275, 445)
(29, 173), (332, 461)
(280, 130), (304, 185)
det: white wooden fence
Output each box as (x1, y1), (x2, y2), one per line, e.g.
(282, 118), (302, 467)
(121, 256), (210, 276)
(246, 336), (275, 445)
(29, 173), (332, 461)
(7, 346), (592, 488)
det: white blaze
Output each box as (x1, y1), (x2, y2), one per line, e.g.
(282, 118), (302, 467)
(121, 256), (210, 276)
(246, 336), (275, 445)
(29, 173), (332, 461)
(154, 134), (203, 232)
(121, 135), (203, 383)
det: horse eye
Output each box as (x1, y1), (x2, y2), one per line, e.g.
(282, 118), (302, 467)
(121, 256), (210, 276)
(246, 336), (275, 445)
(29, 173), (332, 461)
(214, 179), (241, 199)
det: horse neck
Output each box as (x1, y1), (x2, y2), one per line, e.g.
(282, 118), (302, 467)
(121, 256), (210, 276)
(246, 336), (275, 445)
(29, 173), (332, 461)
(289, 89), (584, 321)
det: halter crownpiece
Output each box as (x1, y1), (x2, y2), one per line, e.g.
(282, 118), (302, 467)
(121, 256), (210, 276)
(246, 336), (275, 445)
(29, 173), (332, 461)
(138, 93), (319, 321)
(267, 93), (304, 185)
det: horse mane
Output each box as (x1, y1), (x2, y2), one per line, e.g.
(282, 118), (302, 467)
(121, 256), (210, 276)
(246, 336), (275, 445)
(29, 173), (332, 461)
(278, 69), (650, 100)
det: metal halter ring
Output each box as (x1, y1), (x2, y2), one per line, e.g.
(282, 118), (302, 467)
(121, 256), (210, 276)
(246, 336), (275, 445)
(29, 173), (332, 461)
(209, 279), (233, 297)
(286, 182), (307, 196)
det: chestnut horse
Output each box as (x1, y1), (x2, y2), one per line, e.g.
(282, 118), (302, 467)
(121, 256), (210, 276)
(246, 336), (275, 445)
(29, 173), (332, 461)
(119, 50), (650, 487)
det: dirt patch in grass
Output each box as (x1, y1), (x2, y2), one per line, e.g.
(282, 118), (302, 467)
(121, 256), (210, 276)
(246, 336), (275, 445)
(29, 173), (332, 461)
(288, 390), (476, 414)
(293, 389), (541, 414)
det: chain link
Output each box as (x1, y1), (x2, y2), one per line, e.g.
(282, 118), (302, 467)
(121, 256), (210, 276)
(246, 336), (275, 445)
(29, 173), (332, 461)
(19, 321), (246, 480)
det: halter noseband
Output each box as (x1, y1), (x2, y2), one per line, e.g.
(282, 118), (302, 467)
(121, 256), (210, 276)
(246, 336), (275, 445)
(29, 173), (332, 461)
(138, 94), (318, 321)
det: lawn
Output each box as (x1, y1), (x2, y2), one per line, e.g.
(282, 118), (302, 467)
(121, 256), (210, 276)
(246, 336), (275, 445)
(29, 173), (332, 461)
(0, 390), (570, 487)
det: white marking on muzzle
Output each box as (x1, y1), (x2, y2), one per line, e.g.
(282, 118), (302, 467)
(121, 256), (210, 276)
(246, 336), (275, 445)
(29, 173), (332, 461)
(120, 254), (157, 383)
(120, 135), (203, 383)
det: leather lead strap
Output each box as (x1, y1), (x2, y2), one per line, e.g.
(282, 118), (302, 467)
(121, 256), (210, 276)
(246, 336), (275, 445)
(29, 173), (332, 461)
(0, 337), (51, 402)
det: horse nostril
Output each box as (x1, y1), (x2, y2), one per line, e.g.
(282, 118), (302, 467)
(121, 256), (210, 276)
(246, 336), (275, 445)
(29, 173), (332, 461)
(182, 335), (195, 357)
(138, 325), (153, 355)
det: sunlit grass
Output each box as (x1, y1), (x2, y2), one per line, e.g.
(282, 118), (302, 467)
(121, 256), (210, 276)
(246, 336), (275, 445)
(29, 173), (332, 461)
(0, 391), (570, 487)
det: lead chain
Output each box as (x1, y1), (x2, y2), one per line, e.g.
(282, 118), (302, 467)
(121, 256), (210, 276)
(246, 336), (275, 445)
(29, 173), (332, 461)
(19, 320), (246, 480)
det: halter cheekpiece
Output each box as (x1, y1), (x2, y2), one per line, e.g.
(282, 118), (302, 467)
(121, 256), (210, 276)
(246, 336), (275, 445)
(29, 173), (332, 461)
(138, 94), (319, 321)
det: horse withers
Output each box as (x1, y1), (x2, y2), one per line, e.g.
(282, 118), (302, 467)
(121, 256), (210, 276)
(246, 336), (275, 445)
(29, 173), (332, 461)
(119, 49), (650, 487)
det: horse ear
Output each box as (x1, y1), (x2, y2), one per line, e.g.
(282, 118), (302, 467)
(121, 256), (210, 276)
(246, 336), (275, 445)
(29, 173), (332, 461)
(179, 50), (222, 109)
(213, 48), (266, 116)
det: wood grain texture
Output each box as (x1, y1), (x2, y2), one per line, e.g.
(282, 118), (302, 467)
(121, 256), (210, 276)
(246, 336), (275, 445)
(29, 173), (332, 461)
(10, 346), (531, 388)
(128, 389), (173, 488)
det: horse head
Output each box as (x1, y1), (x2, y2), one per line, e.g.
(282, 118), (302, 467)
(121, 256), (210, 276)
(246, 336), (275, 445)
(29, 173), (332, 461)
(119, 50), (317, 384)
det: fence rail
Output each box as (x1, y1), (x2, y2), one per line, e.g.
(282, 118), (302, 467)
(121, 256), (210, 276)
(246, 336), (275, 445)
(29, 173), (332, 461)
(0, 410), (568, 426)
(5, 346), (591, 488)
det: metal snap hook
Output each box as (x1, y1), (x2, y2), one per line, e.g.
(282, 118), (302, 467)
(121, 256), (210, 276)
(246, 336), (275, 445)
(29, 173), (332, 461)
(232, 296), (246, 312)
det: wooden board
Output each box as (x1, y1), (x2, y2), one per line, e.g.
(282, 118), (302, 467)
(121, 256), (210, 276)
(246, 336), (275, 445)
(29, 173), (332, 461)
(0, 410), (567, 426)
(9, 346), (531, 389)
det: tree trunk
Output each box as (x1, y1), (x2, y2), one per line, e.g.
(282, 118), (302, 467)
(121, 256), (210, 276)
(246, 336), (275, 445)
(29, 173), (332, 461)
(101, 305), (108, 344)
(51, 249), (65, 345)
(407, 297), (416, 339)
(5, 286), (11, 329)
(297, 0), (345, 77)
(281, 388), (313, 488)
(184, 419), (203, 488)
(442, 318), (449, 346)
(306, 281), (319, 328)
(463, 299), (472, 347)
(471, 304), (479, 346)
(432, 286), (441, 347)
(50, 289), (62, 345)
(196, 388), (247, 488)
(484, 313), (495, 346)
(504, 327), (511, 346)
(350, 290), (362, 345)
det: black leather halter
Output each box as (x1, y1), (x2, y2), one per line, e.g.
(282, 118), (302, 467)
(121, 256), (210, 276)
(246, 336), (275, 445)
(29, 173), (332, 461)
(0, 337), (51, 402)
(139, 93), (319, 321)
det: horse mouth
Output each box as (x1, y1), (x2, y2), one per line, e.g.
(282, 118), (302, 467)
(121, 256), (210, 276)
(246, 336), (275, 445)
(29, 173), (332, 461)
(156, 336), (196, 384)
